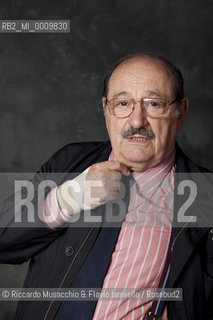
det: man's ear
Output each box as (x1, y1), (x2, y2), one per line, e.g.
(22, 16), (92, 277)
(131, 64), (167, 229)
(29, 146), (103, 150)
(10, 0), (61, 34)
(102, 97), (106, 107)
(177, 98), (189, 132)
(102, 97), (107, 116)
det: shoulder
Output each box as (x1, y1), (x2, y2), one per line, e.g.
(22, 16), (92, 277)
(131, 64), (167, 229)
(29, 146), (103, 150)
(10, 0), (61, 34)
(40, 141), (112, 173)
(175, 143), (211, 173)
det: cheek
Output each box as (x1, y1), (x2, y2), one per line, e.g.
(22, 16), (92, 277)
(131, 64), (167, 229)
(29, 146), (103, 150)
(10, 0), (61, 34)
(152, 121), (177, 146)
(106, 116), (125, 144)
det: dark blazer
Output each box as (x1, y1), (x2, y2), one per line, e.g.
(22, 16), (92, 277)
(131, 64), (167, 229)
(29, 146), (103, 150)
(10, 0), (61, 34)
(0, 141), (212, 320)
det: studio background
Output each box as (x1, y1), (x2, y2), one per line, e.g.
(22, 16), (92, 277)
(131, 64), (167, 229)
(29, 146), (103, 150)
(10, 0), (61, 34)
(0, 0), (212, 319)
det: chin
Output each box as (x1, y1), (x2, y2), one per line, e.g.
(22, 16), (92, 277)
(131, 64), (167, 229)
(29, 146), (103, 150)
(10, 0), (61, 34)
(120, 154), (152, 168)
(124, 150), (152, 163)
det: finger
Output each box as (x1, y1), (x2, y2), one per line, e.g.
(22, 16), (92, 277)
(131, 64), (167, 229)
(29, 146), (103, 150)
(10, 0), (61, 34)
(108, 171), (122, 181)
(85, 184), (120, 202)
(103, 161), (130, 176)
(106, 190), (120, 202)
(88, 160), (130, 176)
(88, 171), (122, 182)
(118, 162), (131, 176)
(106, 180), (121, 192)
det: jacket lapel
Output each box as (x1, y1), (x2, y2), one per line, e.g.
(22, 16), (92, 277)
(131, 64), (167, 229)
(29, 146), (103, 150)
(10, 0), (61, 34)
(168, 143), (210, 288)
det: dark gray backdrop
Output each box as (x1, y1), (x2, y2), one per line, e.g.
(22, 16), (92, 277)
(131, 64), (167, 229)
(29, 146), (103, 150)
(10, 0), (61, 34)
(0, 0), (212, 319)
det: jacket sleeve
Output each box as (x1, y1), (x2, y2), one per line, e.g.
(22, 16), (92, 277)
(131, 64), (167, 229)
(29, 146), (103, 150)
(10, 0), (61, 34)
(0, 141), (110, 264)
(0, 152), (69, 264)
(0, 145), (78, 264)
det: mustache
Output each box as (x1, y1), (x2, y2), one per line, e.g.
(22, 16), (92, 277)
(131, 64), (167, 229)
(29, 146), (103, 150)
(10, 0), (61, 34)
(122, 127), (155, 139)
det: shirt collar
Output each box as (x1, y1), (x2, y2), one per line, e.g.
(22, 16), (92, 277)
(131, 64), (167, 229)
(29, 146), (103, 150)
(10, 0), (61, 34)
(109, 146), (175, 195)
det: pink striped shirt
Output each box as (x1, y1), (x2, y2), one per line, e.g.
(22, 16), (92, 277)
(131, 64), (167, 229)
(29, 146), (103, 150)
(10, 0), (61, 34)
(43, 187), (68, 229)
(93, 149), (175, 320)
(44, 147), (175, 319)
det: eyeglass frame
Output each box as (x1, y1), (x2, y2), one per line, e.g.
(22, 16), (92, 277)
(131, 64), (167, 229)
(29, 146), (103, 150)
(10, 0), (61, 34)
(104, 96), (180, 119)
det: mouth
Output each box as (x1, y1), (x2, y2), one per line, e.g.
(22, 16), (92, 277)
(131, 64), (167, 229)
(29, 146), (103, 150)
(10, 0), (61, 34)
(126, 135), (152, 143)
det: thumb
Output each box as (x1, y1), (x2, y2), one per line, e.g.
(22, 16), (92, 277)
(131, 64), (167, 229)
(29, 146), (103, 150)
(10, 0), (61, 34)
(119, 163), (131, 176)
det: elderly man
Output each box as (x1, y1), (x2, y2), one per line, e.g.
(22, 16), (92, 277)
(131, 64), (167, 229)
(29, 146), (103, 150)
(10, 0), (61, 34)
(0, 53), (212, 320)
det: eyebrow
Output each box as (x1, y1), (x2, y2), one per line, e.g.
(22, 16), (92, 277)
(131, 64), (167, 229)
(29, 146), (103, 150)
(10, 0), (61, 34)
(144, 89), (165, 98)
(110, 91), (130, 99)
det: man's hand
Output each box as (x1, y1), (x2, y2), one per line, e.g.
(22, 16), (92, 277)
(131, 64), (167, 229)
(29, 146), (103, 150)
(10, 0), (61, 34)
(83, 161), (130, 208)
(57, 161), (130, 217)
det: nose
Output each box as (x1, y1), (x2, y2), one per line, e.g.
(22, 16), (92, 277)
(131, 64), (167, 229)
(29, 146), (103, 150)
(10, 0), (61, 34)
(127, 101), (148, 128)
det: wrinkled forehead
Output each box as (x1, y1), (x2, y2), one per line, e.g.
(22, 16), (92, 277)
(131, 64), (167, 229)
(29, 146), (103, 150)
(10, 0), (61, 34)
(108, 58), (176, 99)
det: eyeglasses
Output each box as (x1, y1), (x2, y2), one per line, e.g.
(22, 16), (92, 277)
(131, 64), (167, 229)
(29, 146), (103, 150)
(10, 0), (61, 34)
(105, 96), (178, 119)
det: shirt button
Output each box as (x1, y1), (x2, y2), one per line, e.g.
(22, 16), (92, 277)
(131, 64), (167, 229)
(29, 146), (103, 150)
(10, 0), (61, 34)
(65, 246), (74, 256)
(210, 229), (213, 234)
